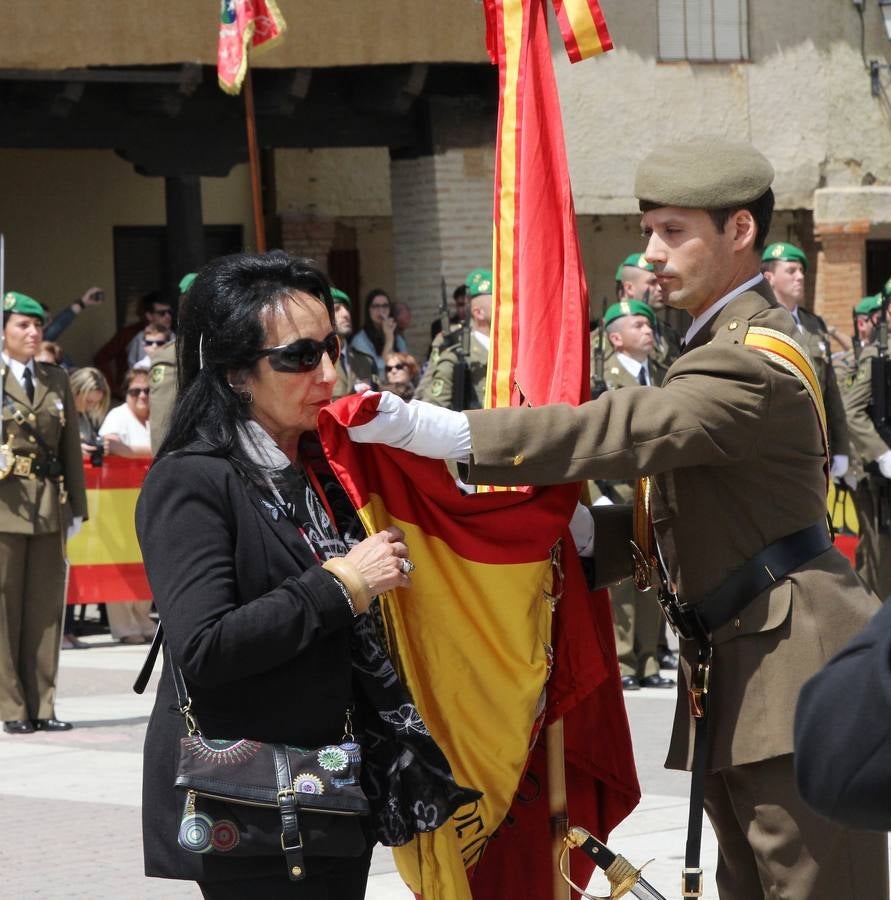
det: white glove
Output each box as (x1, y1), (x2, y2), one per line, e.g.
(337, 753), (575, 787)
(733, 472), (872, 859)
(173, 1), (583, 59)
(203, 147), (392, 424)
(878, 450), (891, 479)
(570, 502), (595, 557)
(829, 454), (849, 480)
(348, 393), (472, 461)
(66, 516), (83, 542)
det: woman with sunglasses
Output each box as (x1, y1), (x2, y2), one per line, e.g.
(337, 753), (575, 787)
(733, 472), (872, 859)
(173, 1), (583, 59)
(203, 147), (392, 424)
(349, 289), (406, 379)
(98, 368), (154, 643)
(383, 351), (420, 401)
(135, 253), (472, 898)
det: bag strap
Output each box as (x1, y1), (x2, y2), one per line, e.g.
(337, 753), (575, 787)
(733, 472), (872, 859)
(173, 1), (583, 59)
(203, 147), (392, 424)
(133, 624), (164, 694)
(273, 745), (307, 881)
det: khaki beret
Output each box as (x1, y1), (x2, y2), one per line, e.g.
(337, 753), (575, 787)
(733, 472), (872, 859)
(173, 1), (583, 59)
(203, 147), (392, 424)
(635, 140), (774, 210)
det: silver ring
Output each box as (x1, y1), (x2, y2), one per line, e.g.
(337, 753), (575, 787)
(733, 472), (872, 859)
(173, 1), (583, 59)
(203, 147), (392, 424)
(400, 558), (415, 575)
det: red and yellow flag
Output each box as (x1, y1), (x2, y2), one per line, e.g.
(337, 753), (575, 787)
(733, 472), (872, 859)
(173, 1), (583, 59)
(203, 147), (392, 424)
(66, 456), (152, 605)
(217, 0), (287, 95)
(319, 3), (636, 897)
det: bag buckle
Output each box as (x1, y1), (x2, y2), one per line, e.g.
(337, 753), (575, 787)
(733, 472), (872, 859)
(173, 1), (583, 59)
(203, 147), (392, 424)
(280, 831), (303, 852)
(277, 787), (296, 804)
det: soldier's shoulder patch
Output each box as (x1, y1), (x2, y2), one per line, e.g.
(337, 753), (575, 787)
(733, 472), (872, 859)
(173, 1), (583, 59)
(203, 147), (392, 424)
(430, 378), (445, 398)
(428, 349), (440, 367)
(150, 364), (165, 386)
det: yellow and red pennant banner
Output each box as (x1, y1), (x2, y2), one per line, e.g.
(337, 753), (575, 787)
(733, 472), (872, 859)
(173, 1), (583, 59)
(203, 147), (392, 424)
(218, 0), (287, 95)
(66, 456), (151, 605)
(320, 397), (637, 900)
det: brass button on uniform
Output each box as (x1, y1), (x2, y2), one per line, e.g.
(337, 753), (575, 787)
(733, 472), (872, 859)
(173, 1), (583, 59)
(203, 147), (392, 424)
(728, 321), (739, 331)
(28, 435), (36, 443)
(28, 413), (36, 423)
(512, 453), (524, 466)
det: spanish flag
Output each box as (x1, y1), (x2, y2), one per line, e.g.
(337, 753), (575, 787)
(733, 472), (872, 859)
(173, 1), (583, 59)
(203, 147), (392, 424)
(320, 2), (637, 896)
(66, 457), (152, 604)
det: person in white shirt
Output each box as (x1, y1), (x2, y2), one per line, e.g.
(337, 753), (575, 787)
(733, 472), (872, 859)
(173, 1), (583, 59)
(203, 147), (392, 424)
(98, 369), (154, 642)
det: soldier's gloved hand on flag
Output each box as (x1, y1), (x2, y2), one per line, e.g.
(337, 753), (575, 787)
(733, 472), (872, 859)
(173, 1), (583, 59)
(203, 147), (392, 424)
(66, 516), (83, 542)
(830, 454), (849, 480)
(347, 391), (473, 460)
(570, 502), (595, 557)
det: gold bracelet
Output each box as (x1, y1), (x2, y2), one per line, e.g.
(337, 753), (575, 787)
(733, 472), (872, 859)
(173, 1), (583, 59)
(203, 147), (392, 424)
(322, 557), (371, 613)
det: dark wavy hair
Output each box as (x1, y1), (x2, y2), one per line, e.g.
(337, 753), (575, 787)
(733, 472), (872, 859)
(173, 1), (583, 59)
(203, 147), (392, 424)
(156, 252), (334, 487)
(360, 288), (392, 356)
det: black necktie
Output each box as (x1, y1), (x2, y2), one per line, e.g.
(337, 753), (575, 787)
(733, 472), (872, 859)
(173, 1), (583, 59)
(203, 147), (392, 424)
(637, 367), (648, 386)
(22, 367), (34, 403)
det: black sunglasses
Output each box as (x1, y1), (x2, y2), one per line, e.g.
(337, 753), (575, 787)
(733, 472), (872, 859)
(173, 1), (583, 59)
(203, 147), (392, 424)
(143, 339), (166, 346)
(385, 363), (407, 372)
(127, 387), (150, 397)
(255, 332), (340, 373)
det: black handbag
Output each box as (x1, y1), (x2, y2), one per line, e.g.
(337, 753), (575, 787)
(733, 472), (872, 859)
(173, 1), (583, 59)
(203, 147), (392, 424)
(137, 628), (370, 883)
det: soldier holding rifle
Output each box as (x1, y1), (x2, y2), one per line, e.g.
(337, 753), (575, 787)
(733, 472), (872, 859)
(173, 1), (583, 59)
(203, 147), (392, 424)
(837, 293), (891, 601)
(348, 140), (889, 899)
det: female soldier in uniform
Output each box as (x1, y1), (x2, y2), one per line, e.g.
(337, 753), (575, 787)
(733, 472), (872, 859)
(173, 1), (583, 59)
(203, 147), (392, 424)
(0, 291), (87, 733)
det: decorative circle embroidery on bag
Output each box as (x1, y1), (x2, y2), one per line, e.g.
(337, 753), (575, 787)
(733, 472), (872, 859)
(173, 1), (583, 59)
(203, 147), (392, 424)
(294, 773), (325, 794)
(179, 813), (214, 853)
(211, 820), (240, 852)
(183, 737), (263, 765)
(340, 741), (362, 764)
(317, 746), (348, 772)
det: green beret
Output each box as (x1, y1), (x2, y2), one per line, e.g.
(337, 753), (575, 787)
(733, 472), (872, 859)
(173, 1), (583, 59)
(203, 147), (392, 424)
(762, 243), (807, 271)
(603, 299), (655, 327)
(330, 287), (351, 308)
(2, 291), (45, 322)
(178, 272), (197, 294)
(615, 253), (654, 281)
(635, 140), (774, 210)
(855, 295), (884, 316)
(883, 277), (891, 301)
(465, 268), (494, 298)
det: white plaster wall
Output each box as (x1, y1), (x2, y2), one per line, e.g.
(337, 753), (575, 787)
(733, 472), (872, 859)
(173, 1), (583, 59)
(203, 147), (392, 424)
(275, 148), (392, 218)
(555, 0), (891, 214)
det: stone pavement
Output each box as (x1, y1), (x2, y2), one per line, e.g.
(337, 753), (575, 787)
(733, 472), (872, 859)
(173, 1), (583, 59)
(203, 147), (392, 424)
(5, 634), (854, 899)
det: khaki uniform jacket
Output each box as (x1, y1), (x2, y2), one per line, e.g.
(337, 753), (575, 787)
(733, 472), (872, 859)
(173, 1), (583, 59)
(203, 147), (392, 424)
(0, 362), (87, 534)
(332, 347), (378, 401)
(462, 284), (879, 771)
(794, 307), (849, 457)
(416, 331), (489, 410)
(837, 344), (888, 477)
(651, 317), (683, 370)
(149, 341), (176, 456)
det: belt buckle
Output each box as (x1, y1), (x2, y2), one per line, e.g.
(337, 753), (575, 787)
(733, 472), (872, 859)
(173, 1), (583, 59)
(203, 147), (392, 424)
(688, 654), (711, 719)
(13, 455), (33, 477)
(682, 867), (704, 897)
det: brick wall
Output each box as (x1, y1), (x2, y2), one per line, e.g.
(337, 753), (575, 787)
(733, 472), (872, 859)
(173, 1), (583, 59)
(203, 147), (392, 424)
(813, 220), (869, 339)
(391, 148), (495, 356)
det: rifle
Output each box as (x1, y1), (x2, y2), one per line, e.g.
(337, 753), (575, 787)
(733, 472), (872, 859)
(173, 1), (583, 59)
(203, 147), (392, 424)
(868, 293), (891, 532)
(439, 276), (450, 341)
(0, 233), (13, 480)
(852, 308), (862, 365)
(592, 296), (608, 399)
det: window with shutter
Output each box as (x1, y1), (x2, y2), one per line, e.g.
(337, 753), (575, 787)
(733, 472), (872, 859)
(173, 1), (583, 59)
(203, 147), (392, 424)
(658, 0), (749, 62)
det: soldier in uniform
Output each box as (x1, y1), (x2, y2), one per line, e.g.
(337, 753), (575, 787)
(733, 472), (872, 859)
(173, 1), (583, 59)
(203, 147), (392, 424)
(416, 269), (491, 411)
(351, 140), (889, 898)
(614, 252), (682, 368)
(836, 294), (891, 601)
(595, 300), (673, 690)
(0, 292), (87, 734)
(761, 242), (849, 476)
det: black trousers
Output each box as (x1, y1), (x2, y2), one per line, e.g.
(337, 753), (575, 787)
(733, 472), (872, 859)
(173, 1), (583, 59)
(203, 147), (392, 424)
(198, 847), (373, 900)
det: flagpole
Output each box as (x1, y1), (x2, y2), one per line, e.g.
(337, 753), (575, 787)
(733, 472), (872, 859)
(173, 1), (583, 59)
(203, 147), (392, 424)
(243, 66), (266, 253)
(547, 719), (572, 899)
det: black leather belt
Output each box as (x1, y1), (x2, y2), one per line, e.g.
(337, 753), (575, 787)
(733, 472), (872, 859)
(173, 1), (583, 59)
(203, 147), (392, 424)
(11, 451), (62, 480)
(673, 522), (832, 640)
